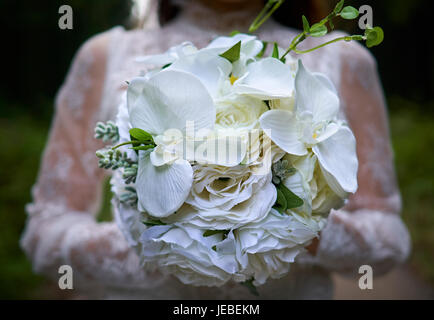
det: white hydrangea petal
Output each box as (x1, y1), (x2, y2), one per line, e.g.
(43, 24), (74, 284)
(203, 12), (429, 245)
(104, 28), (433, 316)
(259, 110), (307, 155)
(136, 153), (193, 217)
(313, 126), (358, 194)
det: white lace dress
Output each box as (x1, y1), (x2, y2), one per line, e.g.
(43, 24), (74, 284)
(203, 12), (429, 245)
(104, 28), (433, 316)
(20, 1), (410, 299)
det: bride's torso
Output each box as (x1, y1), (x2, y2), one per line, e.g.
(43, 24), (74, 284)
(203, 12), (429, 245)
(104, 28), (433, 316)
(91, 4), (352, 299)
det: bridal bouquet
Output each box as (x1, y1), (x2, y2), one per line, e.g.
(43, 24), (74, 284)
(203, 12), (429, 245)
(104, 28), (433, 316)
(94, 0), (383, 292)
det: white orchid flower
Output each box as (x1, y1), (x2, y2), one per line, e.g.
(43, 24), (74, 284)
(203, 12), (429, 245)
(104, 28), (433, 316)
(259, 60), (358, 196)
(136, 33), (263, 80)
(127, 69), (216, 217)
(167, 50), (232, 98)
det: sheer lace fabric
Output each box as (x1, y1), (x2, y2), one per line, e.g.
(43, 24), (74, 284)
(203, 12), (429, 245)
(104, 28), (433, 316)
(21, 1), (410, 299)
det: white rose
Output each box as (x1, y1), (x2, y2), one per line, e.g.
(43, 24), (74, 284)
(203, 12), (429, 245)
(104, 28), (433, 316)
(215, 95), (267, 131)
(235, 209), (325, 285)
(171, 164), (276, 230)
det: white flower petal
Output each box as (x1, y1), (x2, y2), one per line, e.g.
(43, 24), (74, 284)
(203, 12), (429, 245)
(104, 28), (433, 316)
(259, 110), (307, 155)
(235, 58), (295, 99)
(206, 33), (263, 57)
(313, 72), (338, 94)
(127, 70), (215, 135)
(168, 51), (232, 97)
(136, 153), (193, 217)
(191, 134), (247, 167)
(313, 126), (358, 194)
(295, 60), (339, 122)
(315, 122), (340, 143)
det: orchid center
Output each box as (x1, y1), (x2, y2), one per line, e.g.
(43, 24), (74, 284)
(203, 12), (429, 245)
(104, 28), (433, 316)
(230, 74), (238, 85)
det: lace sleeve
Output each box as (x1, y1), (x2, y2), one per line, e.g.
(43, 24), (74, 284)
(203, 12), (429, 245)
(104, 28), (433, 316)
(20, 29), (152, 290)
(308, 42), (411, 275)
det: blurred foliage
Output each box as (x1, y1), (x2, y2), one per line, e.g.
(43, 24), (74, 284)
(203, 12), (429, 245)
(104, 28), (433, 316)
(389, 97), (434, 283)
(0, 101), (50, 299)
(0, 0), (432, 298)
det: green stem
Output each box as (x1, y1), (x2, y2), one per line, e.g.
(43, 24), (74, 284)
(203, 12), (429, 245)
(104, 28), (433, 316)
(292, 36), (356, 54)
(249, 0), (285, 32)
(280, 33), (306, 61)
(112, 140), (153, 150)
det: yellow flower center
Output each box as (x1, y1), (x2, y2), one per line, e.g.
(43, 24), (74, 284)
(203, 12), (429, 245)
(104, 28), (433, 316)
(230, 74), (238, 85)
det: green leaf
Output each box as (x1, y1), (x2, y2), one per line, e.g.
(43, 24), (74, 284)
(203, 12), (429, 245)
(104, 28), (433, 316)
(219, 41), (241, 63)
(334, 0), (344, 13)
(273, 188), (287, 214)
(241, 279), (259, 297)
(340, 6), (359, 19)
(129, 128), (153, 142)
(256, 41), (268, 58)
(142, 219), (166, 226)
(112, 140), (140, 150)
(271, 42), (279, 59)
(302, 15), (310, 33)
(229, 30), (240, 37)
(278, 183), (304, 209)
(365, 27), (384, 48)
(203, 229), (229, 237)
(309, 24), (328, 37)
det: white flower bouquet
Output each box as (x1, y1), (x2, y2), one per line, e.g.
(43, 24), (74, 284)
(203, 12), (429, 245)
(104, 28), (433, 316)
(94, 0), (383, 293)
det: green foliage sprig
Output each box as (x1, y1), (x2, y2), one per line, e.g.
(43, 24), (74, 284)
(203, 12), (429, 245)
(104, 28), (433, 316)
(112, 128), (156, 151)
(119, 186), (138, 207)
(249, 0), (384, 61)
(123, 164), (138, 184)
(94, 121), (119, 143)
(95, 148), (138, 186)
(95, 123), (147, 207)
(272, 159), (295, 185)
(96, 148), (132, 170)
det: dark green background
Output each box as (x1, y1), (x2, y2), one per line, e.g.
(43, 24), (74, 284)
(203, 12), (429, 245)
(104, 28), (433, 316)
(0, 0), (432, 299)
